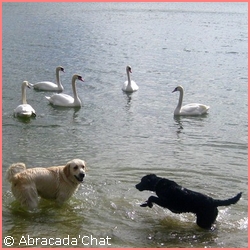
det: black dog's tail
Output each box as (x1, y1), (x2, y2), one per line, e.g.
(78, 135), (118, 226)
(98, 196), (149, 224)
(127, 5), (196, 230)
(214, 192), (242, 207)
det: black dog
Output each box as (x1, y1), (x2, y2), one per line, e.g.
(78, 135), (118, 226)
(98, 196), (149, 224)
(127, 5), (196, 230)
(136, 174), (242, 229)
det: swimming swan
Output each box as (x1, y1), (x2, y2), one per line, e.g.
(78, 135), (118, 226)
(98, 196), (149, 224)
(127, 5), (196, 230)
(14, 81), (36, 118)
(31, 66), (64, 92)
(45, 74), (84, 107)
(172, 85), (210, 116)
(122, 65), (139, 92)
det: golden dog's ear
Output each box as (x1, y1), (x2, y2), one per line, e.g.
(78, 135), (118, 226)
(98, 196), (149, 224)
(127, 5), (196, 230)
(83, 162), (88, 172)
(63, 163), (71, 177)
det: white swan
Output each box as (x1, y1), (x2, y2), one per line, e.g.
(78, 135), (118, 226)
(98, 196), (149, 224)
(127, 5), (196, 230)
(31, 66), (64, 92)
(14, 81), (36, 118)
(172, 85), (210, 116)
(122, 65), (139, 92)
(45, 74), (84, 107)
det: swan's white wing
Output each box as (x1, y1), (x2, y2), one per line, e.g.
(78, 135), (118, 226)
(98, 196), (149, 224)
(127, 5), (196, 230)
(32, 81), (63, 91)
(131, 80), (139, 91)
(14, 104), (36, 117)
(181, 103), (210, 115)
(45, 93), (75, 107)
(122, 80), (139, 92)
(122, 81), (129, 91)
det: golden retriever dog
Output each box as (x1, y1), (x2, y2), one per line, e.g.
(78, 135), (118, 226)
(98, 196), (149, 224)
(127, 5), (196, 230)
(7, 159), (86, 210)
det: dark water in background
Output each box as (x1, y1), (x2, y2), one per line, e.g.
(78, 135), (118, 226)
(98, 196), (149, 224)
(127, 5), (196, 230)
(2, 2), (248, 248)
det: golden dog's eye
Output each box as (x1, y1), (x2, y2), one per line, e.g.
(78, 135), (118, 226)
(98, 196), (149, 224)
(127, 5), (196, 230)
(73, 165), (78, 170)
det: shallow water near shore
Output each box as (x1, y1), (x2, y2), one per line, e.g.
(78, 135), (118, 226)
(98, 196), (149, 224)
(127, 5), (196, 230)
(2, 2), (248, 248)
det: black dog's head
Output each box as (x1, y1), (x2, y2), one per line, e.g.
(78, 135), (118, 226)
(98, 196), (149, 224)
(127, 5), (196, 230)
(135, 174), (161, 192)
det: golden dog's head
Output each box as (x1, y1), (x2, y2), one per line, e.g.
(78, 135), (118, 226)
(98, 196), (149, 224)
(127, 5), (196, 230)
(63, 159), (86, 183)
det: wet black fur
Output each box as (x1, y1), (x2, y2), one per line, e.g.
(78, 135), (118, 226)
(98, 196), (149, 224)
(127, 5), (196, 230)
(136, 174), (242, 229)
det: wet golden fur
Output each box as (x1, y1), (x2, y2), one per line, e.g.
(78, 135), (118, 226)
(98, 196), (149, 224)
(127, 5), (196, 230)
(7, 159), (86, 210)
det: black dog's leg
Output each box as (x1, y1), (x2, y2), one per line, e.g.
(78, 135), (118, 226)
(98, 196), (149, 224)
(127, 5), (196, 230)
(196, 208), (218, 229)
(140, 196), (165, 208)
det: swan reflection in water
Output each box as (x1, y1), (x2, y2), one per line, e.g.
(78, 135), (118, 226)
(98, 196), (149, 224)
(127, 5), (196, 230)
(174, 116), (184, 135)
(122, 89), (140, 113)
(173, 113), (209, 136)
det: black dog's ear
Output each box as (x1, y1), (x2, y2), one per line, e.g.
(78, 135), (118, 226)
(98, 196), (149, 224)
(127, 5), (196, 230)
(149, 174), (157, 178)
(145, 174), (158, 180)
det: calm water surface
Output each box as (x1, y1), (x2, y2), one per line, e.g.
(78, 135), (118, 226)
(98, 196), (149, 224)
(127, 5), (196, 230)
(2, 2), (248, 248)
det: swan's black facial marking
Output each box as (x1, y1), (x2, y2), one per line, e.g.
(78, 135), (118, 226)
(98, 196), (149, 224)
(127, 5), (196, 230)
(172, 87), (178, 93)
(60, 67), (65, 72)
(77, 75), (84, 82)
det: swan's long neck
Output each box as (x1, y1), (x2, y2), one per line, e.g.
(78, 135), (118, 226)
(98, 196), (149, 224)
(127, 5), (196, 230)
(127, 68), (131, 86)
(176, 88), (184, 110)
(72, 76), (78, 101)
(56, 68), (62, 87)
(21, 83), (27, 104)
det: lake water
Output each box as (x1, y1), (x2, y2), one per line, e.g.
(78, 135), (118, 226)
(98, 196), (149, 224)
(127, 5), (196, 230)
(2, 2), (248, 248)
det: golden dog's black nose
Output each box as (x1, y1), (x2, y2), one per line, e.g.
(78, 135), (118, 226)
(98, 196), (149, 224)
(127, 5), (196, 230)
(74, 173), (85, 182)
